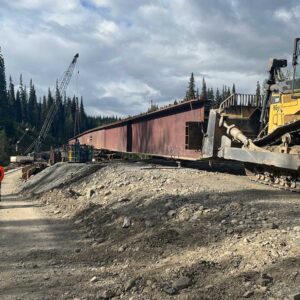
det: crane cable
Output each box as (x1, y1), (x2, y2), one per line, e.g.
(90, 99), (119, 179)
(25, 53), (79, 155)
(74, 61), (80, 137)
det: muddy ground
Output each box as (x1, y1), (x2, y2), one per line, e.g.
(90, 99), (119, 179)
(1, 161), (299, 299)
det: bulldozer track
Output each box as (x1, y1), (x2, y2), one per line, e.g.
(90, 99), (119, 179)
(246, 174), (300, 193)
(245, 163), (300, 193)
(248, 119), (300, 193)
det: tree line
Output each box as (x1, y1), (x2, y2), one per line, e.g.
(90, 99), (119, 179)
(184, 72), (261, 107)
(0, 48), (118, 164)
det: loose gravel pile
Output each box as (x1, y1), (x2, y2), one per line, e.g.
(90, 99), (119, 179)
(27, 161), (300, 299)
(20, 162), (102, 195)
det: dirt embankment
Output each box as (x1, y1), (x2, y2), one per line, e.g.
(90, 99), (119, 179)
(23, 161), (300, 300)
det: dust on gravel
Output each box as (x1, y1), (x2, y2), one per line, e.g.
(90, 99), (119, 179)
(0, 169), (89, 300)
(25, 161), (300, 300)
(20, 162), (102, 195)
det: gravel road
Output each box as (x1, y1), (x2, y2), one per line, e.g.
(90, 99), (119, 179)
(0, 170), (85, 299)
(1, 162), (300, 299)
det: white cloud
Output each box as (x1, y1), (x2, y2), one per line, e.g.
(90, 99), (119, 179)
(274, 5), (300, 25)
(93, 20), (120, 44)
(0, 0), (299, 117)
(103, 79), (160, 99)
(2, 0), (78, 11)
(89, 0), (110, 6)
(275, 8), (293, 22)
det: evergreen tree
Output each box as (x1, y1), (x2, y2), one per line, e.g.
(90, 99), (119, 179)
(221, 85), (231, 100)
(47, 88), (54, 112)
(15, 90), (22, 122)
(74, 97), (80, 136)
(28, 79), (38, 127)
(57, 100), (65, 142)
(37, 97), (42, 127)
(7, 76), (15, 119)
(0, 47), (7, 127)
(185, 73), (196, 100)
(53, 81), (64, 141)
(148, 100), (159, 112)
(79, 97), (86, 131)
(0, 48), (134, 161)
(222, 85), (225, 101)
(19, 75), (28, 123)
(207, 88), (214, 102)
(215, 88), (222, 106)
(201, 77), (207, 101)
(256, 81), (261, 100)
(232, 83), (236, 94)
(71, 96), (77, 121)
(8, 76), (15, 105)
(64, 97), (73, 138)
(41, 95), (47, 121)
(227, 86), (231, 98)
(196, 88), (199, 99)
(65, 98), (74, 139)
(0, 129), (9, 164)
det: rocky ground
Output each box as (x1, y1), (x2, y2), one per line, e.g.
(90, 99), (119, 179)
(18, 161), (300, 300)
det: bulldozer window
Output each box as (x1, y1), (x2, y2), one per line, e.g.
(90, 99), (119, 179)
(293, 78), (300, 90)
(292, 39), (300, 91)
(271, 96), (280, 104)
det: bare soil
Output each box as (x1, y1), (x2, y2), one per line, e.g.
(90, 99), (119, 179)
(0, 170), (85, 299)
(1, 162), (300, 299)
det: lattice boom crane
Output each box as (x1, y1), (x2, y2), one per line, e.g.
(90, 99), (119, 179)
(25, 53), (79, 155)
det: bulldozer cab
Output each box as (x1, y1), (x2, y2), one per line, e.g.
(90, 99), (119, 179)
(268, 38), (300, 134)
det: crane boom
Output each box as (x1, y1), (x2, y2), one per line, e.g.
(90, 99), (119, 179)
(25, 53), (79, 155)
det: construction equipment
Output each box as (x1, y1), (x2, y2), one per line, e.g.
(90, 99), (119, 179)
(15, 128), (29, 153)
(21, 163), (47, 181)
(203, 38), (300, 192)
(67, 141), (94, 163)
(24, 53), (79, 156)
(10, 156), (34, 164)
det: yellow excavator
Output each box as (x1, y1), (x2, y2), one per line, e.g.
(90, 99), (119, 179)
(203, 38), (300, 192)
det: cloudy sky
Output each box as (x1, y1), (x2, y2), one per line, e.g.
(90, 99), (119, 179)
(0, 0), (299, 116)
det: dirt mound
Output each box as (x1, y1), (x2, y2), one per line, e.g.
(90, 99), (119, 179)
(34, 161), (300, 299)
(20, 162), (102, 195)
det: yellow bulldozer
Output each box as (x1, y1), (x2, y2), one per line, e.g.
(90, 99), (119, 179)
(268, 38), (300, 134)
(203, 38), (300, 192)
